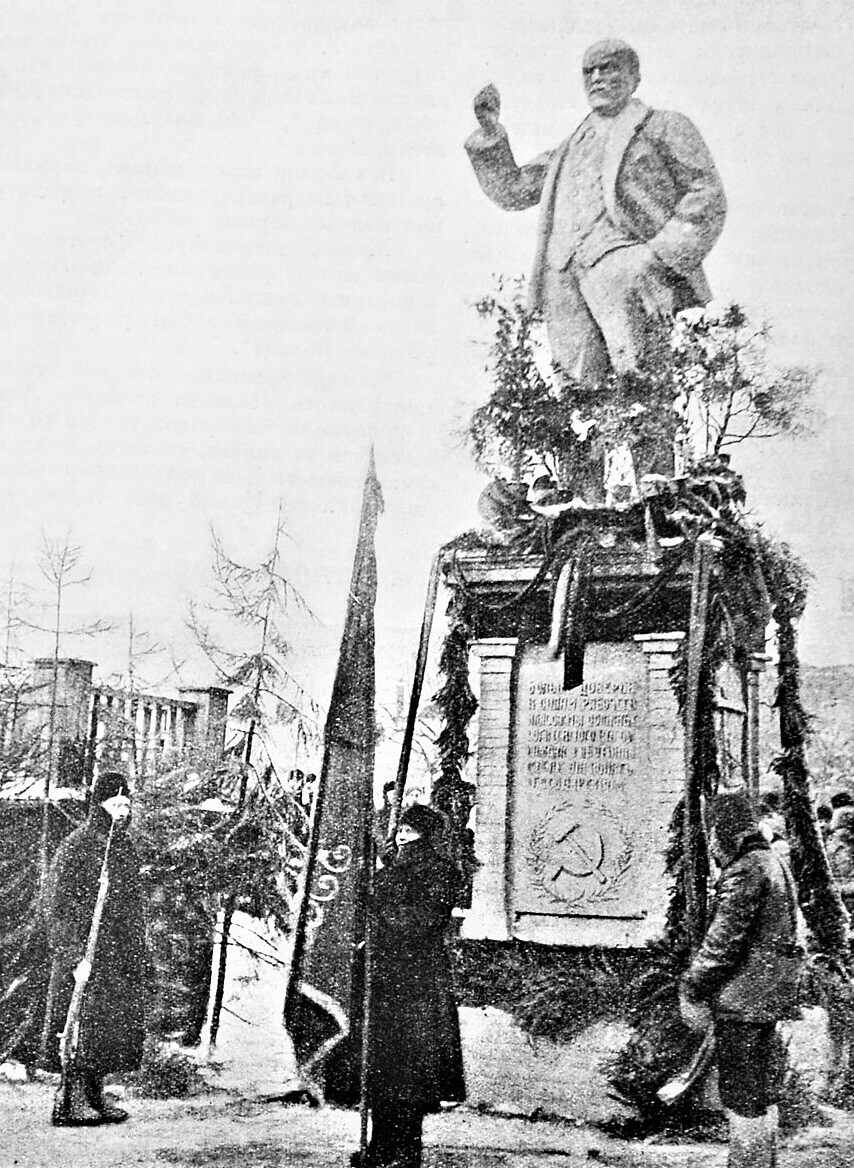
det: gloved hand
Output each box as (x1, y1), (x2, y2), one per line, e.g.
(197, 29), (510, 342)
(377, 839), (397, 866)
(73, 957), (93, 986)
(679, 983), (712, 1033)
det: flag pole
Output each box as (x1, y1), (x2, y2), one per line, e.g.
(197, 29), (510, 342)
(356, 553), (441, 1157)
(683, 534), (718, 954)
(283, 452), (382, 1108)
(387, 553), (442, 840)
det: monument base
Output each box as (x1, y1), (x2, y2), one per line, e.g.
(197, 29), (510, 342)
(443, 506), (765, 949)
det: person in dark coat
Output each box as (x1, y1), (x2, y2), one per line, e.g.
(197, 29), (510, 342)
(43, 771), (149, 1127)
(826, 805), (854, 912)
(357, 803), (465, 1168)
(680, 791), (803, 1168)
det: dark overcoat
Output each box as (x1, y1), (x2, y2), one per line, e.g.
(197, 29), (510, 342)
(682, 832), (802, 1022)
(41, 808), (148, 1074)
(368, 841), (466, 1110)
(826, 809), (854, 911)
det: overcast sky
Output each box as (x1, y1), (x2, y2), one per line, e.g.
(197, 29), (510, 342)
(2, 0), (853, 719)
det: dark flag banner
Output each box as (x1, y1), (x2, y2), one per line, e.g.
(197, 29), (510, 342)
(284, 455), (383, 1105)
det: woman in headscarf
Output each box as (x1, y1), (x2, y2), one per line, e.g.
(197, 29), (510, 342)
(358, 803), (466, 1168)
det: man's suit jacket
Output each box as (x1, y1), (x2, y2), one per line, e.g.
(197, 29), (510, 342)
(466, 98), (726, 314)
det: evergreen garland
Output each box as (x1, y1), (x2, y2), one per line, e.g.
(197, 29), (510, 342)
(441, 285), (835, 1120)
(666, 589), (729, 947)
(434, 497), (850, 1120)
(452, 940), (646, 1044)
(759, 535), (851, 960)
(432, 581), (479, 900)
(609, 579), (730, 1115)
(433, 582), (478, 782)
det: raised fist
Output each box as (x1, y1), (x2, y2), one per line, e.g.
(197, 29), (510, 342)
(473, 83), (501, 134)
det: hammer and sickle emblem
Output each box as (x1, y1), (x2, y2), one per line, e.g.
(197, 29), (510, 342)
(551, 823), (607, 886)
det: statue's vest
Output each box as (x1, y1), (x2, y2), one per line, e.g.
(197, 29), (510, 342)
(545, 119), (633, 274)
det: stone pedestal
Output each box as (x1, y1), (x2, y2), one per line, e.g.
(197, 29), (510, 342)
(463, 632), (685, 947)
(461, 639), (517, 941)
(450, 525), (766, 949)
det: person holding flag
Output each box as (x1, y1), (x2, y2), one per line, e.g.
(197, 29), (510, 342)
(284, 457), (465, 1165)
(357, 802), (466, 1168)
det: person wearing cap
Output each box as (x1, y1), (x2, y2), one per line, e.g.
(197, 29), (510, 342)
(356, 803), (465, 1168)
(465, 39), (726, 385)
(680, 791), (803, 1168)
(42, 771), (149, 1127)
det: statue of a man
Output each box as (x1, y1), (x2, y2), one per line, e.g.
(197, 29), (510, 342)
(465, 39), (726, 385)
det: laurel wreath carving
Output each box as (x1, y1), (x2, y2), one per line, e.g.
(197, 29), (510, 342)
(526, 802), (634, 909)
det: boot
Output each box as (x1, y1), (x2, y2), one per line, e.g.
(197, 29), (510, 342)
(84, 1071), (129, 1124)
(727, 1107), (776, 1168)
(52, 1069), (103, 1127)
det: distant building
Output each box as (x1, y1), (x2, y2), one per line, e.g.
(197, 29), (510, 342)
(0, 657), (230, 798)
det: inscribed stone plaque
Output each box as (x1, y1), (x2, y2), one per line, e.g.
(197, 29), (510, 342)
(511, 641), (653, 919)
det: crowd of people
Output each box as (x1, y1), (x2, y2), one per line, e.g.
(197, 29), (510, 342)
(32, 766), (854, 1168)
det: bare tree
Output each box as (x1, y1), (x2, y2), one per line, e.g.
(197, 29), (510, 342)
(26, 535), (113, 879)
(0, 566), (36, 781)
(188, 505), (321, 1047)
(670, 303), (819, 457)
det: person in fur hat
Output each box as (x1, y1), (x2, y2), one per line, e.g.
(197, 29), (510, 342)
(355, 803), (465, 1168)
(42, 770), (149, 1127)
(680, 791), (803, 1168)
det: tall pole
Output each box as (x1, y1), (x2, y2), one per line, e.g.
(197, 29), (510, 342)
(387, 555), (442, 840)
(357, 555), (439, 1160)
(683, 535), (716, 953)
